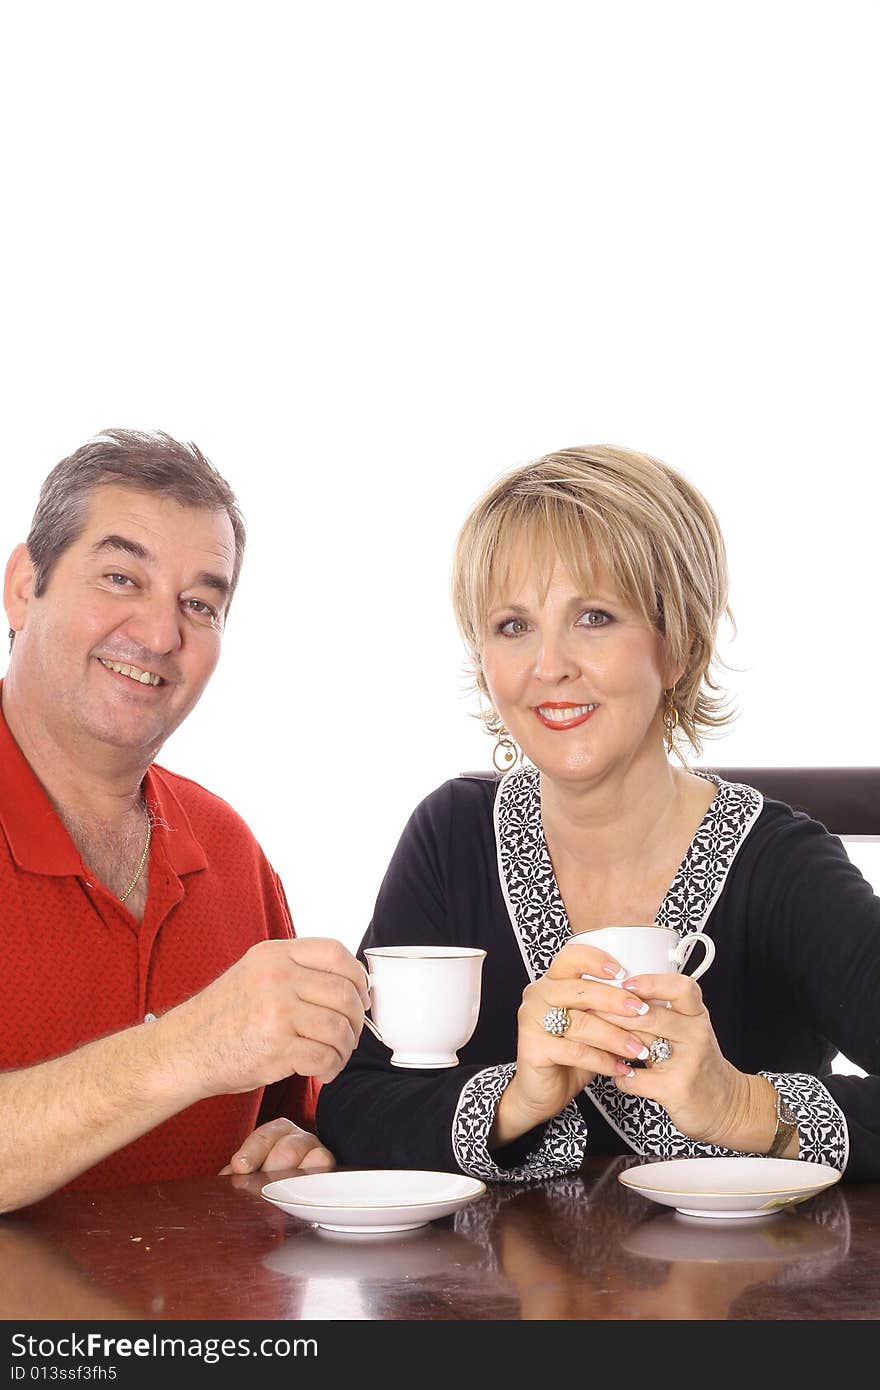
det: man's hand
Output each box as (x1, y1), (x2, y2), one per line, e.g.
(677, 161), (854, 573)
(0, 938), (362, 1213)
(219, 1118), (336, 1175)
(161, 937), (371, 1102)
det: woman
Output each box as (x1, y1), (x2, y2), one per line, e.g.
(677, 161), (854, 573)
(317, 446), (880, 1181)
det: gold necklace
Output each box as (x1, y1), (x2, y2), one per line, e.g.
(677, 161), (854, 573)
(119, 805), (152, 904)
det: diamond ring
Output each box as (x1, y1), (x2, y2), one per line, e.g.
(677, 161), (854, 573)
(542, 1006), (572, 1036)
(647, 1037), (672, 1065)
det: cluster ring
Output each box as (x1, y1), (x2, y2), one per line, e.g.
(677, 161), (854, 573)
(542, 1006), (572, 1037)
(647, 1037), (672, 1065)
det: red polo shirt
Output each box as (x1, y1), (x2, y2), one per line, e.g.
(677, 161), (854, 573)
(0, 687), (318, 1190)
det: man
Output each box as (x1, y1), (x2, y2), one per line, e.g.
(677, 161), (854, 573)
(0, 429), (368, 1212)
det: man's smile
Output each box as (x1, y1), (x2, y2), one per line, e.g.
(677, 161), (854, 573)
(97, 656), (165, 687)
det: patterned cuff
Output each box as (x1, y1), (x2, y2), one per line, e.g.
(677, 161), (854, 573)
(585, 1075), (756, 1157)
(584, 1071), (849, 1167)
(760, 1070), (849, 1172)
(451, 1063), (588, 1182)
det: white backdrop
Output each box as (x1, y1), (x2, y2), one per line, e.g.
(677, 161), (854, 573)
(2, 1), (878, 950)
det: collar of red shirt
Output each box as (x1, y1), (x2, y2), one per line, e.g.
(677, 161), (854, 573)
(0, 681), (208, 878)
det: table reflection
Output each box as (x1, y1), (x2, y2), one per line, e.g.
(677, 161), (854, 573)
(3, 1158), (862, 1321)
(0, 1223), (139, 1321)
(453, 1156), (851, 1320)
(9, 1170), (302, 1322)
(264, 1222), (485, 1282)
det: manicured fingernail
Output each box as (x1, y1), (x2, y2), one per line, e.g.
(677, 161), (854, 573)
(616, 1061), (636, 1077)
(603, 963), (627, 980)
(622, 998), (650, 1015)
(624, 1039), (650, 1058)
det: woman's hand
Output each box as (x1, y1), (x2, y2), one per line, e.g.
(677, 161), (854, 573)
(219, 1118), (336, 1175)
(490, 940), (656, 1148)
(604, 973), (769, 1148)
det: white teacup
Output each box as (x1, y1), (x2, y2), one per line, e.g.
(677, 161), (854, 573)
(572, 925), (715, 986)
(362, 945), (487, 1069)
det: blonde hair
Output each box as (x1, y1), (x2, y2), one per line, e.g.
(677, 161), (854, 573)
(451, 445), (733, 754)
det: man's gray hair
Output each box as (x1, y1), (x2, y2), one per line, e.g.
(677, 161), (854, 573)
(8, 429), (246, 651)
(27, 427), (245, 599)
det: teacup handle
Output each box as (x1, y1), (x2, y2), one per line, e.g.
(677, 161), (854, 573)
(362, 972), (386, 1045)
(673, 932), (715, 982)
(362, 1015), (385, 1043)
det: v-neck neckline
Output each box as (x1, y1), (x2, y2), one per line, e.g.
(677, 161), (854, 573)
(536, 769), (722, 939)
(493, 764), (763, 984)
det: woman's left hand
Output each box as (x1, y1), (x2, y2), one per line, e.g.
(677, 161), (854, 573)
(601, 973), (751, 1145)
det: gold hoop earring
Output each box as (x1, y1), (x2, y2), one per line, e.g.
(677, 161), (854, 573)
(663, 688), (679, 754)
(492, 727), (519, 772)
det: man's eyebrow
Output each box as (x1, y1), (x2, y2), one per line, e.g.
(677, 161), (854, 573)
(89, 534), (153, 563)
(89, 536), (231, 600)
(194, 571), (231, 598)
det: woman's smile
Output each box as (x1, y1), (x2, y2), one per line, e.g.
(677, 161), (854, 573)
(532, 702), (599, 730)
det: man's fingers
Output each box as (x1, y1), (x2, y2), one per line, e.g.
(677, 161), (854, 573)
(294, 1142), (336, 1173)
(219, 1120), (336, 1175)
(286, 965), (366, 1038)
(288, 938), (371, 1007)
(222, 1118), (301, 1174)
(261, 1133), (335, 1174)
(286, 999), (359, 1070)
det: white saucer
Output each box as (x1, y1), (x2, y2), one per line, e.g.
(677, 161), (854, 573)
(618, 1157), (842, 1219)
(261, 1169), (487, 1234)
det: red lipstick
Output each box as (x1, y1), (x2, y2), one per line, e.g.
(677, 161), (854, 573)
(532, 702), (598, 731)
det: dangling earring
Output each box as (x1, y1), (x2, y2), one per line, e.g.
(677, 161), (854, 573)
(663, 688), (679, 754)
(492, 726), (519, 772)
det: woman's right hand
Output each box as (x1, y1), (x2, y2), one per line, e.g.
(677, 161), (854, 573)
(489, 940), (652, 1149)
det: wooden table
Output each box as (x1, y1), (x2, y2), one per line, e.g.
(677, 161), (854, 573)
(3, 1155), (878, 1321)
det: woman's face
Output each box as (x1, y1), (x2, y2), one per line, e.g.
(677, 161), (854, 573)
(481, 541), (670, 787)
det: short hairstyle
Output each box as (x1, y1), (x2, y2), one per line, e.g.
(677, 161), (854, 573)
(24, 428), (246, 605)
(451, 444), (733, 753)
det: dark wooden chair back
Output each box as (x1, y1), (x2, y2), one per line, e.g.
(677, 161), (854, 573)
(462, 766), (880, 838)
(709, 767), (880, 838)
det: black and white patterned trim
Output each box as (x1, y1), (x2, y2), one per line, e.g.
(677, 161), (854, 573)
(495, 763), (762, 990)
(761, 1070), (848, 1171)
(656, 775), (764, 933)
(494, 764), (767, 1163)
(451, 1063), (588, 1181)
(493, 764), (579, 981)
(584, 1073), (759, 1158)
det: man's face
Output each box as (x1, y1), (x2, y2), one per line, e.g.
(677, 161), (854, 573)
(5, 484), (236, 761)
